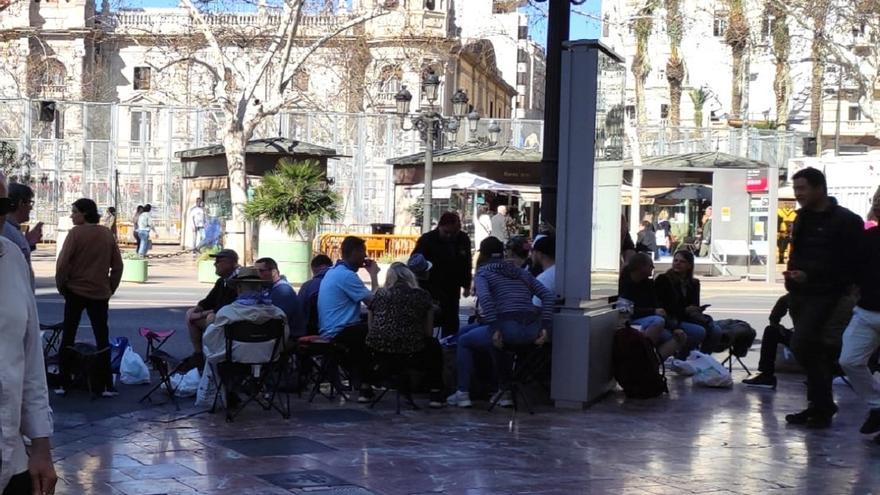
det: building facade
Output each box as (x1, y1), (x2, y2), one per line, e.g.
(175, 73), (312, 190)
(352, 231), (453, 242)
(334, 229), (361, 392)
(601, 0), (880, 150)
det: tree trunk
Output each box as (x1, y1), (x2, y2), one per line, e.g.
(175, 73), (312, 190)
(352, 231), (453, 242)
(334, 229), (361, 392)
(731, 47), (744, 119)
(774, 61), (790, 130)
(809, 0), (830, 148)
(635, 73), (648, 129)
(224, 131), (249, 261)
(694, 108), (703, 128)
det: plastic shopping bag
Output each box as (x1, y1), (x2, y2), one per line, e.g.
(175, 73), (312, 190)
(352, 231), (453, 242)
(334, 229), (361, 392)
(119, 347), (151, 385)
(195, 364), (223, 408)
(687, 350), (733, 388)
(669, 357), (697, 377)
(110, 337), (130, 375)
(170, 368), (201, 397)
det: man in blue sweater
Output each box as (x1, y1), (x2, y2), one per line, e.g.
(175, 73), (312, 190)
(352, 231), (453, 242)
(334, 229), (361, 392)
(256, 257), (304, 337)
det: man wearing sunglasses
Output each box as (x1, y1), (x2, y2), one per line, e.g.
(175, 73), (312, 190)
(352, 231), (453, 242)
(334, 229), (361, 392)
(1, 183), (42, 286)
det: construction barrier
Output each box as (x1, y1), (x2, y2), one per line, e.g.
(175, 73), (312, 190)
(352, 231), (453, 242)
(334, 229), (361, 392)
(317, 233), (419, 262)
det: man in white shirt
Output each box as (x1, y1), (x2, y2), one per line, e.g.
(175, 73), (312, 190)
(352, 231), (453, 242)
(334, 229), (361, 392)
(0, 173), (57, 494)
(189, 198), (206, 252)
(531, 235), (557, 307)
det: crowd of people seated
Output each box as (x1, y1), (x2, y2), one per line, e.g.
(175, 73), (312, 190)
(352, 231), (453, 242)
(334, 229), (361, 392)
(177, 210), (560, 410)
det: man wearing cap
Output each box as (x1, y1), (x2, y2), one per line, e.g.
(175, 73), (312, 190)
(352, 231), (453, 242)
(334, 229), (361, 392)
(407, 253), (432, 286)
(412, 212), (472, 337)
(202, 267), (289, 367)
(0, 172), (57, 495)
(185, 248), (240, 370)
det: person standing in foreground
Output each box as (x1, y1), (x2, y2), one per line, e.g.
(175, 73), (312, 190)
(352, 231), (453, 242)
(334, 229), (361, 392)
(0, 172), (57, 495)
(839, 192), (880, 444)
(412, 212), (473, 337)
(784, 167), (864, 429)
(55, 198), (124, 397)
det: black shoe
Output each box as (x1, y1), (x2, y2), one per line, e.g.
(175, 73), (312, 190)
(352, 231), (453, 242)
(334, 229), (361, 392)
(743, 373), (777, 390)
(785, 408), (814, 425)
(860, 408), (880, 435)
(805, 414), (834, 429)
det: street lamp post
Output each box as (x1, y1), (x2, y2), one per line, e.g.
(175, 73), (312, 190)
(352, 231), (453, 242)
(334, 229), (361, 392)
(395, 70), (469, 233)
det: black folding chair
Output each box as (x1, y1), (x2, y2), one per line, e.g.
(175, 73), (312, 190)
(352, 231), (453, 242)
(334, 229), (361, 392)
(296, 336), (350, 403)
(488, 343), (552, 415)
(368, 352), (419, 414)
(139, 350), (184, 411)
(211, 319), (289, 422)
(40, 322), (64, 360)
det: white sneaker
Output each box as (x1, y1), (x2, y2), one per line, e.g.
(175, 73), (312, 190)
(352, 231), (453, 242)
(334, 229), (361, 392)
(446, 390), (472, 408)
(493, 390), (514, 408)
(53, 387), (67, 396)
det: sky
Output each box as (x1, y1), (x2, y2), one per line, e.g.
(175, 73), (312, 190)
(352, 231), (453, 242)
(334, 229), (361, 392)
(128, 0), (604, 46)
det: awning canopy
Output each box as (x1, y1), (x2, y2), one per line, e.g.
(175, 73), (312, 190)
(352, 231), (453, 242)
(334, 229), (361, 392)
(175, 136), (340, 160)
(407, 172), (519, 192)
(387, 145), (542, 166)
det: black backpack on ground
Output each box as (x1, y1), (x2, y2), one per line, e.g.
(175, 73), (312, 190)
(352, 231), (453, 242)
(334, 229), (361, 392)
(612, 325), (668, 399)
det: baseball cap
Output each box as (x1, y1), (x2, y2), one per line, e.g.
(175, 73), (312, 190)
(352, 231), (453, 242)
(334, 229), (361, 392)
(209, 249), (239, 262)
(407, 253), (433, 280)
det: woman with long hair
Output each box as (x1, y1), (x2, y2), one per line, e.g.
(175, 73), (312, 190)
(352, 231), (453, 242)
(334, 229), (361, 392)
(55, 198), (123, 397)
(366, 262), (444, 407)
(654, 250), (708, 357)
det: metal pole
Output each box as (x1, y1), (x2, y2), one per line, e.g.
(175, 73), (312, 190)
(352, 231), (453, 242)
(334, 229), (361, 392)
(539, 0), (570, 229)
(422, 117), (434, 234)
(834, 68), (842, 156)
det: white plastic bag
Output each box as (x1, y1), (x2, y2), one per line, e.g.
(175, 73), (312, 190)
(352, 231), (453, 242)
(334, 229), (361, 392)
(687, 350), (733, 388)
(669, 358), (697, 376)
(170, 368), (200, 397)
(119, 347), (151, 385)
(195, 364), (223, 408)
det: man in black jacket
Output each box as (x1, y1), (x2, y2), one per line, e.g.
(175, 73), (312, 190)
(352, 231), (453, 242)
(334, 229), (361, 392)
(185, 249), (240, 369)
(784, 168), (864, 429)
(413, 212), (472, 337)
(839, 191), (880, 443)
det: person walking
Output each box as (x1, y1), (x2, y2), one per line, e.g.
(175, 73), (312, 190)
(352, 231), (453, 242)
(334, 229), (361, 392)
(412, 211), (473, 337)
(490, 205), (509, 243)
(0, 172), (58, 495)
(55, 198), (124, 397)
(473, 204), (493, 250)
(839, 192), (880, 443)
(101, 206), (118, 240)
(189, 198), (206, 252)
(784, 167), (864, 429)
(132, 205), (144, 252)
(136, 203), (155, 257)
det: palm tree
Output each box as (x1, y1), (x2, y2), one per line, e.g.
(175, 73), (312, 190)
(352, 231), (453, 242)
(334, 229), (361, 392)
(632, 1), (656, 128)
(244, 158), (342, 238)
(244, 158), (341, 282)
(665, 0), (685, 135)
(807, 0), (832, 149)
(769, 1), (791, 130)
(689, 87), (708, 128)
(725, 0), (750, 121)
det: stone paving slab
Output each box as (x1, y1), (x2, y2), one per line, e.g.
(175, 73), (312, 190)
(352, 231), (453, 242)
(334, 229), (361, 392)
(44, 369), (880, 495)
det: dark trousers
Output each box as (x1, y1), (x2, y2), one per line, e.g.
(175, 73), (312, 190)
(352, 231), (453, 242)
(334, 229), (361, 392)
(3, 472), (32, 495)
(60, 292), (112, 391)
(372, 338), (444, 391)
(758, 324), (793, 375)
(333, 323), (369, 390)
(789, 292), (856, 413)
(437, 291), (461, 338)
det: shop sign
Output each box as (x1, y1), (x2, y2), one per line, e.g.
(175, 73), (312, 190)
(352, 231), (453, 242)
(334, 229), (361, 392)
(746, 169), (768, 192)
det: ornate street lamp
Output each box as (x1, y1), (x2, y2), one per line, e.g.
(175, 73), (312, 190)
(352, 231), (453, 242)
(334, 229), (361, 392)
(487, 120), (501, 146)
(394, 75), (469, 233)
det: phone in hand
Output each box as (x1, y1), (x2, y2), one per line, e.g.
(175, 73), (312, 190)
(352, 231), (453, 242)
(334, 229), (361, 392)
(363, 258), (374, 268)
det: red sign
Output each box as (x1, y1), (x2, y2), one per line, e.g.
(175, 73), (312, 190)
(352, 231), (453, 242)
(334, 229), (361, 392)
(746, 169), (768, 192)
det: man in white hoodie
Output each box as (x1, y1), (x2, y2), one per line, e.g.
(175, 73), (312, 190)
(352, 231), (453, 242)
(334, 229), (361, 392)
(0, 172), (57, 495)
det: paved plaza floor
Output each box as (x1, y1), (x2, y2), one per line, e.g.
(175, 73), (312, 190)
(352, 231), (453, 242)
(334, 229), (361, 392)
(32, 248), (880, 494)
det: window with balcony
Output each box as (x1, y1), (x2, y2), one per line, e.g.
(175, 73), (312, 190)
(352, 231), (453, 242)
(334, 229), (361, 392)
(518, 25), (528, 40)
(660, 104), (669, 119)
(29, 57), (67, 96)
(133, 66), (151, 90)
(713, 11), (728, 37)
(130, 110), (152, 146)
(760, 14), (777, 40)
(848, 105), (862, 122)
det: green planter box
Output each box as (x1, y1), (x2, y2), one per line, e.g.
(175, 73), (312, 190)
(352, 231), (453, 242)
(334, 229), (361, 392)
(198, 259), (217, 284)
(259, 238), (311, 284)
(121, 258), (148, 283)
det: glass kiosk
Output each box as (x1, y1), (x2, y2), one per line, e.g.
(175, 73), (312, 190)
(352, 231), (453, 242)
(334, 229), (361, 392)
(551, 40), (626, 407)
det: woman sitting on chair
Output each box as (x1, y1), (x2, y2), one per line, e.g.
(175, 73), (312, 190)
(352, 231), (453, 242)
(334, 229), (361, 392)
(366, 262), (445, 408)
(654, 250), (710, 357)
(447, 237), (554, 408)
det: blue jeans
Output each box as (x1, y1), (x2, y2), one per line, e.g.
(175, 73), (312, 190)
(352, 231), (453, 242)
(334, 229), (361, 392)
(632, 315), (671, 344)
(677, 321), (707, 358)
(456, 319), (541, 392)
(137, 230), (151, 256)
